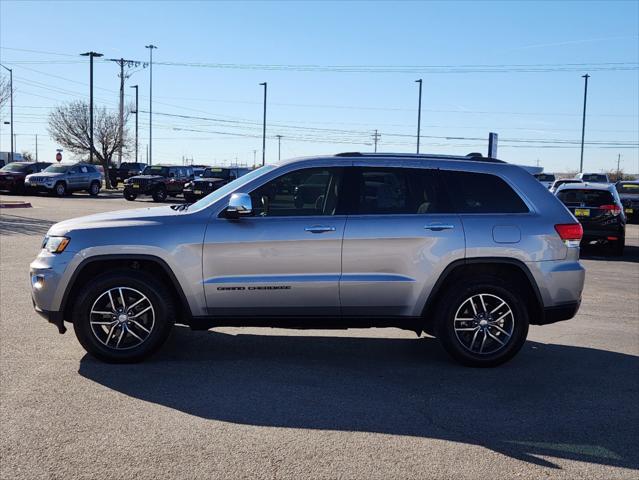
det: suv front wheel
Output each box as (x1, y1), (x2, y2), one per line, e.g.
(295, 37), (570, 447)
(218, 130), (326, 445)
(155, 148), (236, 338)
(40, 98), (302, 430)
(72, 270), (175, 363)
(435, 275), (529, 367)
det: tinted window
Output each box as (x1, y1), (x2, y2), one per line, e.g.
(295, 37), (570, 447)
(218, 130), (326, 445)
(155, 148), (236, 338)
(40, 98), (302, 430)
(350, 167), (446, 215)
(250, 168), (342, 217)
(557, 189), (614, 207)
(442, 171), (529, 214)
(204, 168), (231, 180)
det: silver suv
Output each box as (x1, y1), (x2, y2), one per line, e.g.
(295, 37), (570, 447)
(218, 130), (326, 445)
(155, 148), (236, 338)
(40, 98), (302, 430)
(30, 153), (585, 366)
(25, 162), (103, 196)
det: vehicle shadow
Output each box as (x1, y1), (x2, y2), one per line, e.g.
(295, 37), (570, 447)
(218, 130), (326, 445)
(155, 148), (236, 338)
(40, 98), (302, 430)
(0, 213), (55, 236)
(581, 245), (639, 263)
(78, 327), (639, 470)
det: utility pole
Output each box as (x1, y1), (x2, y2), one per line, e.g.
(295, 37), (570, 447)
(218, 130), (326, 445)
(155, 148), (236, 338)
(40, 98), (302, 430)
(415, 79), (422, 154)
(253, 149), (257, 168)
(146, 144), (148, 163)
(0, 64), (14, 163)
(80, 51), (103, 163)
(276, 134), (282, 162)
(259, 82), (267, 166)
(108, 58), (143, 166)
(130, 85), (139, 163)
(35, 134), (38, 161)
(372, 130), (381, 152)
(617, 153), (621, 180)
(579, 73), (590, 173)
(145, 44), (158, 165)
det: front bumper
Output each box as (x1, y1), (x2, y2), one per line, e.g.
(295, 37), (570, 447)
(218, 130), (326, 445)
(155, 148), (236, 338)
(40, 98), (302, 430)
(32, 298), (66, 333)
(124, 185), (155, 196)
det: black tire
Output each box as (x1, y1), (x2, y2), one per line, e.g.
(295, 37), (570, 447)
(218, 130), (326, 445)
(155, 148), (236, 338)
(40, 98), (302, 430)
(72, 269), (175, 363)
(434, 275), (529, 367)
(611, 237), (625, 256)
(124, 191), (137, 201)
(152, 186), (167, 202)
(54, 181), (67, 197)
(88, 181), (101, 197)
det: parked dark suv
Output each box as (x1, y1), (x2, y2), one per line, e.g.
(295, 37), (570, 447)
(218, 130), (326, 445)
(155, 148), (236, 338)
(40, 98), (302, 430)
(616, 180), (639, 223)
(109, 162), (147, 188)
(0, 161), (51, 194)
(123, 165), (190, 202)
(183, 167), (250, 202)
(555, 182), (626, 255)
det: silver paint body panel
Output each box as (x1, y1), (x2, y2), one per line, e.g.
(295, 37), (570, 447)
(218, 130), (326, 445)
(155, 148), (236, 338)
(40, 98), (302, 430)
(30, 154), (585, 322)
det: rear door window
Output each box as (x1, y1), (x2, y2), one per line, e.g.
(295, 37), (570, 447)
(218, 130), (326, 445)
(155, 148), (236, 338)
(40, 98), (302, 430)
(346, 167), (447, 215)
(441, 170), (529, 214)
(557, 189), (614, 207)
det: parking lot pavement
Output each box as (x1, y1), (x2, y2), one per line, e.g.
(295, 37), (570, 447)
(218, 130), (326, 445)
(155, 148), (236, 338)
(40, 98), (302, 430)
(1, 194), (638, 480)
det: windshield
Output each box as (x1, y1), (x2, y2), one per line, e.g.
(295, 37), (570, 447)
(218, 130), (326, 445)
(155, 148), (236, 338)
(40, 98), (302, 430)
(142, 166), (169, 176)
(1, 163), (30, 173)
(581, 174), (607, 183)
(203, 168), (230, 179)
(535, 174), (555, 182)
(190, 166), (274, 211)
(617, 183), (639, 194)
(43, 165), (70, 173)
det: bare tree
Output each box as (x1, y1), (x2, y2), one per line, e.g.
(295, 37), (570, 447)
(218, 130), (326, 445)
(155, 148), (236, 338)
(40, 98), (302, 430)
(0, 75), (10, 108)
(21, 151), (34, 162)
(47, 101), (130, 187)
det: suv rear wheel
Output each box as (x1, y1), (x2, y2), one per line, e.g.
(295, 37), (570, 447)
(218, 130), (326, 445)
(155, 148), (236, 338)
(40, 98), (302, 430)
(435, 275), (529, 367)
(72, 270), (175, 363)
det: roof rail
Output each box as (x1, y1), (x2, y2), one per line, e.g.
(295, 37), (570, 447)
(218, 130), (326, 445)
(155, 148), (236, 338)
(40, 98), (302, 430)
(334, 151), (505, 163)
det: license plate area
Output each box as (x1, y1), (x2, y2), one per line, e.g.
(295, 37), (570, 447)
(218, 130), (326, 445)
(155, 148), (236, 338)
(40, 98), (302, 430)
(574, 208), (590, 217)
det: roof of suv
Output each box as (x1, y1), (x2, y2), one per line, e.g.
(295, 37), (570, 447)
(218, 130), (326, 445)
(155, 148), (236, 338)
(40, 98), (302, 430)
(279, 152), (507, 168)
(556, 182), (614, 192)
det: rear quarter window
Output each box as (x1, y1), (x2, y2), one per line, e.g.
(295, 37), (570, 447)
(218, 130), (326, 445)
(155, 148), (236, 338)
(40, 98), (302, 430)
(442, 170), (529, 214)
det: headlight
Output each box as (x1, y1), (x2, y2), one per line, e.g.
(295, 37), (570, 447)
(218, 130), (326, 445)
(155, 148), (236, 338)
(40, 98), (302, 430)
(124, 178), (131, 184)
(42, 236), (70, 253)
(185, 182), (192, 188)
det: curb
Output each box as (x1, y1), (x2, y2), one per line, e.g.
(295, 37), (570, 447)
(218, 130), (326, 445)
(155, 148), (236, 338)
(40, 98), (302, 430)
(0, 201), (32, 209)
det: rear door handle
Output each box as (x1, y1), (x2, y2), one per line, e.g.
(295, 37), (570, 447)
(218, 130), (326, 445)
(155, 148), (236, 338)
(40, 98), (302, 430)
(424, 223), (455, 231)
(305, 225), (336, 233)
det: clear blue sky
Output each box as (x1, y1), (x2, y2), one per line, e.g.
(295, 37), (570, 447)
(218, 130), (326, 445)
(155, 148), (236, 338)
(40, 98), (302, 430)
(1, 0), (637, 173)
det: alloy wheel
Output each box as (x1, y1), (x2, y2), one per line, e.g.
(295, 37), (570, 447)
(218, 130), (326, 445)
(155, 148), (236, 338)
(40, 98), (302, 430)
(89, 287), (155, 350)
(453, 293), (515, 355)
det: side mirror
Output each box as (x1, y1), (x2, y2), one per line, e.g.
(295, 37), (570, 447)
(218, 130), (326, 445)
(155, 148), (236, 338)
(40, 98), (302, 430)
(225, 193), (252, 218)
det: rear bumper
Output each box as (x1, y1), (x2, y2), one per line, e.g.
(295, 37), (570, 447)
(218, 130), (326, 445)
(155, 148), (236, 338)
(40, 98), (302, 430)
(537, 301), (581, 325)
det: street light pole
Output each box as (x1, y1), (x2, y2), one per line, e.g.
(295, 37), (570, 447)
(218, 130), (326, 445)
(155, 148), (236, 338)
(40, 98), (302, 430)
(260, 82), (267, 166)
(415, 79), (422, 154)
(145, 44), (157, 165)
(0, 64), (14, 163)
(579, 73), (590, 173)
(276, 134), (282, 162)
(80, 51), (103, 163)
(130, 85), (139, 163)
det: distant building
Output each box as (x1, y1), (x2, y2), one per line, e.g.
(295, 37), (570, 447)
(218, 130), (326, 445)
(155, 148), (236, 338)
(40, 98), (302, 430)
(0, 152), (25, 166)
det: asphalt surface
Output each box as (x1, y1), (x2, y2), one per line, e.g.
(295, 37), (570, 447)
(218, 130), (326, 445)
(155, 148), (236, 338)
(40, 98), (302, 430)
(1, 192), (638, 480)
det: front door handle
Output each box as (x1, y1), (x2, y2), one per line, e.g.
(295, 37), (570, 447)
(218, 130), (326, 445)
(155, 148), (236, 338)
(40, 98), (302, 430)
(424, 223), (455, 231)
(305, 225), (336, 233)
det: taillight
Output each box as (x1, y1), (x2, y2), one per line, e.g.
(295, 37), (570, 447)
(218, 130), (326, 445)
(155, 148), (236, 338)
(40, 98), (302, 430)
(555, 223), (583, 247)
(599, 204), (621, 216)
